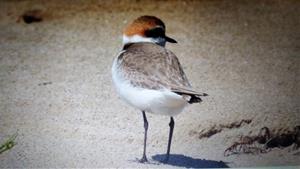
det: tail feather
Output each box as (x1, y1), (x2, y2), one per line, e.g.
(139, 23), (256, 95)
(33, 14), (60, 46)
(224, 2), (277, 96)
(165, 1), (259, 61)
(171, 87), (208, 104)
(171, 87), (208, 97)
(188, 95), (203, 104)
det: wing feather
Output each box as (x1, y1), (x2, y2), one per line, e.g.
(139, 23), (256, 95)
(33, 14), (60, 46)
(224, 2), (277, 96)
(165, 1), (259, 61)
(116, 43), (207, 99)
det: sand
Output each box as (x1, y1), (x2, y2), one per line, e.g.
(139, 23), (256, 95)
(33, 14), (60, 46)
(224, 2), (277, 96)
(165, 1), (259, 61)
(0, 0), (299, 168)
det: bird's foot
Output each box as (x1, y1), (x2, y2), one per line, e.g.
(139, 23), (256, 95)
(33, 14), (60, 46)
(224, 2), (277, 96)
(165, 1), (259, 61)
(139, 155), (148, 163)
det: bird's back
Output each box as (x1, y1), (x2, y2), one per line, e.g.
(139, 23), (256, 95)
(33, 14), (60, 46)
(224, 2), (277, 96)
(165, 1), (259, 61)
(117, 42), (192, 91)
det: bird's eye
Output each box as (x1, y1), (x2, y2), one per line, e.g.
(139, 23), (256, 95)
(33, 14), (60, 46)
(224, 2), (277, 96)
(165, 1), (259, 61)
(145, 27), (165, 38)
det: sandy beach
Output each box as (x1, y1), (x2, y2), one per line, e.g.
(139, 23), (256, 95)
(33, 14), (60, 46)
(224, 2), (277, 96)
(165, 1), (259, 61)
(0, 0), (299, 168)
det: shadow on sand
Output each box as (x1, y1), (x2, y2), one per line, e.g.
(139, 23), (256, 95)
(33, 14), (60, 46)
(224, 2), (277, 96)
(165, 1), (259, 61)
(152, 154), (229, 168)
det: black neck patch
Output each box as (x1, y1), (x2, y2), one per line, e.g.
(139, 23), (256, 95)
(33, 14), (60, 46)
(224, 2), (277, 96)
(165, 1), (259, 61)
(122, 43), (134, 50)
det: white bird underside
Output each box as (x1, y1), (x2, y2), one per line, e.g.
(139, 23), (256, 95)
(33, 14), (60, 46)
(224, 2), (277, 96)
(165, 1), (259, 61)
(112, 66), (188, 116)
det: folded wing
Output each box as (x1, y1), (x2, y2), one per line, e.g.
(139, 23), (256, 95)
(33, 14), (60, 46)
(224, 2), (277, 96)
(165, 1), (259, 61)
(117, 43), (207, 103)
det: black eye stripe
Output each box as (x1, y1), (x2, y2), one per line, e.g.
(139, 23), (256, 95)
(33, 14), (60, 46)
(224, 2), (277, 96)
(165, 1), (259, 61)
(145, 27), (165, 38)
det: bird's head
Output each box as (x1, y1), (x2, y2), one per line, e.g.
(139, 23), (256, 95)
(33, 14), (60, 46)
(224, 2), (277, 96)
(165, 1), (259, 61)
(123, 16), (177, 47)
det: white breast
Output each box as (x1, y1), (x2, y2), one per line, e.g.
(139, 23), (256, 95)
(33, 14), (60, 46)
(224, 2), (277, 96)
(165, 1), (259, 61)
(111, 54), (187, 116)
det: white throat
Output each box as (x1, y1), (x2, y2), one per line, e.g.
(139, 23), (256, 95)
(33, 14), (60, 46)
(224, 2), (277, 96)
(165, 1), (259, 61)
(123, 35), (166, 47)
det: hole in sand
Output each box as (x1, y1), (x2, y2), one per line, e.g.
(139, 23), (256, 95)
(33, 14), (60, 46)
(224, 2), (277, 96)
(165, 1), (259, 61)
(21, 9), (43, 24)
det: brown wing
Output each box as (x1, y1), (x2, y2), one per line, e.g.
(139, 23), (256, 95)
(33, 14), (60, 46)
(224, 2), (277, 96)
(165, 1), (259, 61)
(117, 43), (207, 97)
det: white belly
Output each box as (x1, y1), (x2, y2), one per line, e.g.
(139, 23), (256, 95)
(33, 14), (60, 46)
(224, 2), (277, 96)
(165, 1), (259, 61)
(112, 58), (187, 116)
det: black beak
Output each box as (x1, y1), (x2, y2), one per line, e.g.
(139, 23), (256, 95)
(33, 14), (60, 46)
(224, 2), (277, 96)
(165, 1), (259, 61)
(165, 36), (177, 43)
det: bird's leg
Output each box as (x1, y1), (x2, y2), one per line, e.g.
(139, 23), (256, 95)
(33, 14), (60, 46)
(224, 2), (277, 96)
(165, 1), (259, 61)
(139, 111), (148, 163)
(164, 117), (174, 163)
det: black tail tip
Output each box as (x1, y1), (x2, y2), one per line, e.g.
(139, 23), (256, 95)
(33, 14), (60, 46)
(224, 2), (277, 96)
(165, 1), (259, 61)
(203, 93), (208, 96)
(188, 96), (202, 104)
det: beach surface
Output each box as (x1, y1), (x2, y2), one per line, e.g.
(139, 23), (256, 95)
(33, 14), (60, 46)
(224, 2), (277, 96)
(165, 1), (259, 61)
(0, 0), (299, 168)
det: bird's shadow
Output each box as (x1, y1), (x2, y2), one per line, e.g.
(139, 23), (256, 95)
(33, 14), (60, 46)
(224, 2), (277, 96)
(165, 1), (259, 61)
(152, 154), (229, 168)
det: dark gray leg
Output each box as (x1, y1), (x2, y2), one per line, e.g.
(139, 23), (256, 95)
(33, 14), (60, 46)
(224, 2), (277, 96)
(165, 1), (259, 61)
(164, 117), (174, 162)
(139, 111), (148, 163)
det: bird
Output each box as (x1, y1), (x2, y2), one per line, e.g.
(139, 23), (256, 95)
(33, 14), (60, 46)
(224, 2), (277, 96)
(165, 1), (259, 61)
(112, 15), (207, 163)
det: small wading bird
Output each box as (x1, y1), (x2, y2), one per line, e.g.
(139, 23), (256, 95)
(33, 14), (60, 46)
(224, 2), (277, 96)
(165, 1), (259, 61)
(112, 16), (207, 163)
